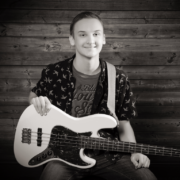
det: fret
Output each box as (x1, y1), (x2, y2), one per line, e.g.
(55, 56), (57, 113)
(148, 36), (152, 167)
(100, 139), (104, 150)
(141, 144), (143, 153)
(112, 140), (114, 151)
(99, 137), (100, 150)
(157, 148), (163, 155)
(85, 137), (88, 148)
(90, 137), (92, 150)
(91, 138), (96, 150)
(76, 135), (180, 158)
(107, 138), (109, 151)
(122, 142), (131, 153)
(155, 146), (157, 155)
(172, 149), (179, 157)
(87, 137), (90, 149)
(111, 140), (117, 151)
(80, 136), (83, 148)
(83, 137), (85, 148)
(141, 146), (149, 154)
(129, 142), (136, 153)
(114, 140), (118, 151)
(102, 139), (108, 151)
(131, 143), (136, 153)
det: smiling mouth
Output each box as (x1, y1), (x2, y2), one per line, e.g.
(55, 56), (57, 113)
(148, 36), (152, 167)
(84, 47), (96, 48)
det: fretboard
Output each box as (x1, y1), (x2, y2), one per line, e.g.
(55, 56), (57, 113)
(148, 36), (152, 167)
(78, 136), (180, 158)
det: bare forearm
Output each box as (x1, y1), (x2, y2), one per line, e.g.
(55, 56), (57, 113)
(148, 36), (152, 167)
(118, 121), (151, 169)
(118, 120), (136, 143)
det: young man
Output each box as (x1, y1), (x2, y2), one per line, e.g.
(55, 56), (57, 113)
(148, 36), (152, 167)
(29, 12), (157, 180)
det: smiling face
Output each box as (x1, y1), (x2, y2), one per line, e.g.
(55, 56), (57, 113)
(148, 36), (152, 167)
(69, 18), (106, 59)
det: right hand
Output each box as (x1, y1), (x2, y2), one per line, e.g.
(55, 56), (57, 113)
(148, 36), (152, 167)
(30, 96), (51, 116)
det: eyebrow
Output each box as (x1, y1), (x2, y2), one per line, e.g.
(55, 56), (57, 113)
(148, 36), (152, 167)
(78, 30), (101, 33)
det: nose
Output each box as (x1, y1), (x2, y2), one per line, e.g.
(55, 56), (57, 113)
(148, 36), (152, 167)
(87, 34), (95, 44)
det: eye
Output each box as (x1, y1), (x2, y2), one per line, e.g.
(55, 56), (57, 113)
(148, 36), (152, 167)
(94, 33), (100, 36)
(79, 33), (86, 37)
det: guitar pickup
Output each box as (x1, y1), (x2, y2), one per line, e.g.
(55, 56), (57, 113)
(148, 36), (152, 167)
(37, 128), (42, 146)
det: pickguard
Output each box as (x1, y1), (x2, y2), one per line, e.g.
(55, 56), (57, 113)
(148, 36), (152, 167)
(29, 126), (92, 166)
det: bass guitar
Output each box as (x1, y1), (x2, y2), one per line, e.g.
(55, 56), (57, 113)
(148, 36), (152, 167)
(14, 104), (180, 169)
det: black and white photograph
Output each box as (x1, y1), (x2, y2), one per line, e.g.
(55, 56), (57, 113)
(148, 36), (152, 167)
(0, 0), (180, 179)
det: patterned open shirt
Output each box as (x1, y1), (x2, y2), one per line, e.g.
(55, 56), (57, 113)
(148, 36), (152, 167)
(32, 54), (137, 162)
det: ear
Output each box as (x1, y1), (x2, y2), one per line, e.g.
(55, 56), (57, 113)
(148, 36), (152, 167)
(69, 35), (75, 46)
(103, 34), (106, 45)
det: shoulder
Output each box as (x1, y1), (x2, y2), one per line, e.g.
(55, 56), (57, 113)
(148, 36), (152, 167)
(101, 60), (128, 81)
(42, 56), (74, 74)
(115, 66), (129, 82)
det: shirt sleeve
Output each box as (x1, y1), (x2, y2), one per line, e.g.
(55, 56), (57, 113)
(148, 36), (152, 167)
(116, 72), (137, 121)
(31, 66), (49, 97)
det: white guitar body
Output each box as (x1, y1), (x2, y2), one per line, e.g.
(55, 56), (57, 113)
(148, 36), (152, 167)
(14, 104), (117, 169)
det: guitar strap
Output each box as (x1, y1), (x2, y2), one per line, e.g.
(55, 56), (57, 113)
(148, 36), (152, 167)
(106, 61), (120, 128)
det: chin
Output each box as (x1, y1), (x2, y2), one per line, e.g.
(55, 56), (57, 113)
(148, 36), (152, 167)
(84, 53), (99, 59)
(83, 50), (101, 59)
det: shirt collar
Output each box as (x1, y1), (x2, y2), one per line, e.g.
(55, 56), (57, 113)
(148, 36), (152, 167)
(66, 54), (106, 82)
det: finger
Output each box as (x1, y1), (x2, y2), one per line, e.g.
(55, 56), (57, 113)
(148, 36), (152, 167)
(39, 96), (46, 115)
(143, 159), (149, 168)
(142, 156), (150, 168)
(146, 159), (150, 168)
(31, 98), (39, 113)
(35, 97), (42, 115)
(131, 156), (139, 168)
(45, 97), (51, 114)
(137, 156), (144, 169)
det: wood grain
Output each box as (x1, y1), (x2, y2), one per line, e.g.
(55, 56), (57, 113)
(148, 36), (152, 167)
(0, 52), (179, 66)
(1, 79), (180, 93)
(1, 10), (180, 24)
(1, 90), (180, 106)
(1, 0), (180, 168)
(3, 118), (180, 133)
(1, 65), (180, 79)
(136, 106), (180, 119)
(0, 37), (180, 53)
(1, 0), (180, 10)
(0, 106), (180, 119)
(1, 23), (180, 38)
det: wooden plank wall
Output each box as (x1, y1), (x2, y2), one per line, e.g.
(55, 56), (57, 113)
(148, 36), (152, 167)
(0, 0), (180, 179)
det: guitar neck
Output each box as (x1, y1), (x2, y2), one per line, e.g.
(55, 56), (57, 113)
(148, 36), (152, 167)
(79, 136), (180, 158)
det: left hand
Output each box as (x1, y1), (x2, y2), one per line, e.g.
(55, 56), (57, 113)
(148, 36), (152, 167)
(130, 153), (150, 169)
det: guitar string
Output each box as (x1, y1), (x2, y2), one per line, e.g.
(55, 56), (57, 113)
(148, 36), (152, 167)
(22, 134), (180, 155)
(23, 132), (180, 154)
(24, 139), (180, 157)
(22, 141), (180, 158)
(29, 131), (178, 151)
(27, 131), (180, 153)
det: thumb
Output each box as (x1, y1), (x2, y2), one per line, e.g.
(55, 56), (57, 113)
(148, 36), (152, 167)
(131, 155), (139, 168)
(45, 97), (51, 113)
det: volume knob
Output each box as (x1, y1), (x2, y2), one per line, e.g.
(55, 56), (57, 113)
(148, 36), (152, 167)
(48, 150), (52, 156)
(42, 153), (47, 159)
(37, 156), (41, 161)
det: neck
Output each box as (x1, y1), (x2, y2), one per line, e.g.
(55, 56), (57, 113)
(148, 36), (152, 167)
(78, 136), (180, 158)
(73, 53), (100, 75)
